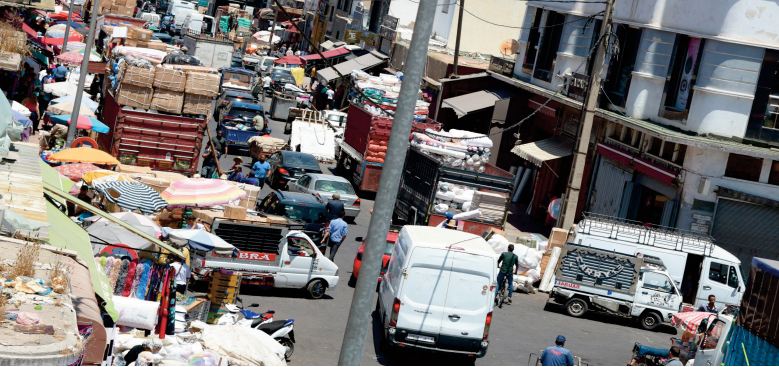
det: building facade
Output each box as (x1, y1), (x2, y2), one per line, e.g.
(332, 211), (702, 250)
(507, 0), (779, 269)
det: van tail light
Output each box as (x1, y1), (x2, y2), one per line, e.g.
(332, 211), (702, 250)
(200, 258), (206, 268)
(353, 198), (361, 207)
(482, 312), (493, 341)
(278, 168), (289, 176)
(389, 298), (401, 327)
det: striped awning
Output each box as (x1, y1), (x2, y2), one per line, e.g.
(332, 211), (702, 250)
(512, 137), (574, 167)
(94, 181), (167, 214)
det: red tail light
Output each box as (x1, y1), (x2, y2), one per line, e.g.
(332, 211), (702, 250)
(389, 298), (401, 327)
(482, 312), (493, 341)
(353, 198), (361, 207)
(278, 168), (289, 175)
(200, 258), (206, 268)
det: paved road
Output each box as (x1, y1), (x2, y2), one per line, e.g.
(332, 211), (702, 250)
(205, 101), (676, 365)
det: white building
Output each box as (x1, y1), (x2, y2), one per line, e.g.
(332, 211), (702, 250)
(508, 0), (779, 269)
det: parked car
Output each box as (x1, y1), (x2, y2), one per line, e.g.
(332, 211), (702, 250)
(269, 67), (296, 92)
(266, 151), (323, 190)
(288, 173), (360, 220)
(260, 56), (278, 74)
(256, 190), (328, 246)
(349, 229), (399, 287)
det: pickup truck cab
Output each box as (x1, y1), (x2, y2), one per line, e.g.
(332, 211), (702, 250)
(219, 101), (266, 154)
(194, 228), (338, 299)
(256, 191), (328, 247)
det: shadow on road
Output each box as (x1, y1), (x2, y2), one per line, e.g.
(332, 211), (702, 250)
(238, 284), (336, 300)
(542, 302), (678, 335)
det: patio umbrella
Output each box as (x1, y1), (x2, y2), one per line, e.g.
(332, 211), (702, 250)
(86, 212), (161, 250)
(161, 178), (246, 207)
(44, 81), (92, 97)
(94, 181), (168, 214)
(50, 114), (109, 133)
(48, 101), (96, 116)
(163, 228), (235, 254)
(82, 170), (132, 185)
(671, 311), (717, 334)
(48, 147), (120, 165)
(274, 55), (303, 65)
(55, 162), (101, 181)
(51, 95), (99, 111)
(56, 49), (101, 65)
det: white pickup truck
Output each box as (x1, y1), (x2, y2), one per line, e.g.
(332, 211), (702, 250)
(191, 217), (339, 299)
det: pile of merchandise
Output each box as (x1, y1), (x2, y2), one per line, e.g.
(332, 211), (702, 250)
(350, 70), (430, 121)
(98, 0), (134, 16)
(411, 129), (493, 173)
(487, 233), (549, 293)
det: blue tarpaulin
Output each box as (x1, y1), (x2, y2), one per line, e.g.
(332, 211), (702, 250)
(724, 325), (779, 366)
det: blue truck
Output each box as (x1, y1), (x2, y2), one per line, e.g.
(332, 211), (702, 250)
(219, 101), (268, 155)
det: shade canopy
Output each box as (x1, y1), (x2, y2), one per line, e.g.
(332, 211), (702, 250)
(86, 212), (161, 250)
(94, 181), (168, 214)
(163, 228), (235, 254)
(671, 311), (718, 334)
(51, 95), (99, 111)
(55, 162), (101, 181)
(50, 114), (109, 133)
(49, 147), (120, 165)
(274, 55), (303, 65)
(82, 170), (133, 185)
(43, 81), (92, 97)
(56, 49), (101, 65)
(441, 90), (507, 118)
(317, 52), (387, 83)
(48, 100), (96, 116)
(511, 137), (574, 167)
(161, 178), (246, 207)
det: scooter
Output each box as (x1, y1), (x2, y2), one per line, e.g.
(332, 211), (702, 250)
(217, 299), (296, 361)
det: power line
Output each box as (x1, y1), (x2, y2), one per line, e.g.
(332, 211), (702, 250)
(462, 7), (604, 29)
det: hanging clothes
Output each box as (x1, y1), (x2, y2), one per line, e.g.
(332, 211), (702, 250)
(121, 260), (138, 297)
(114, 259), (130, 295)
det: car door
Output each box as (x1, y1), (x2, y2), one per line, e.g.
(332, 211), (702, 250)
(696, 258), (743, 308)
(693, 317), (729, 366)
(290, 175), (310, 193)
(278, 234), (318, 288)
(635, 271), (681, 315)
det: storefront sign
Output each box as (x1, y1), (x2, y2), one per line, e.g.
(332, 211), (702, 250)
(488, 56), (515, 77)
(237, 251), (277, 262)
(344, 29), (361, 44)
(563, 72), (588, 102)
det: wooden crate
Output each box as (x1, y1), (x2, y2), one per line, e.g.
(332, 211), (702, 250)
(549, 227), (569, 249)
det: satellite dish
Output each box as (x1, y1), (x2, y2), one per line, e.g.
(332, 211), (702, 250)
(499, 39), (519, 57)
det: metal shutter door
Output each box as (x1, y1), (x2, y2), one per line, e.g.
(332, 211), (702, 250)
(589, 158), (632, 217)
(712, 198), (779, 273)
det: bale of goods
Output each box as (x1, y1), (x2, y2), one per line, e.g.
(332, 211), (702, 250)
(151, 90), (184, 114)
(183, 94), (213, 116)
(99, 0), (134, 16)
(154, 66), (187, 92)
(122, 64), (155, 88)
(116, 84), (153, 109)
(127, 26), (152, 42)
(185, 72), (220, 97)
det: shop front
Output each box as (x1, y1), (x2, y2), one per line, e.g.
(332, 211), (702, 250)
(588, 142), (682, 227)
(511, 136), (574, 222)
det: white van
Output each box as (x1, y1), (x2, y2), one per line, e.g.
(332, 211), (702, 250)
(377, 226), (497, 359)
(572, 215), (745, 308)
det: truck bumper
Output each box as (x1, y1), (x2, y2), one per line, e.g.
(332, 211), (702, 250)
(386, 327), (488, 357)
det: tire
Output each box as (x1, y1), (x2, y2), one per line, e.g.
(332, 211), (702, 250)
(640, 311), (662, 331)
(276, 337), (294, 361)
(565, 298), (588, 318)
(348, 274), (357, 287)
(306, 279), (327, 299)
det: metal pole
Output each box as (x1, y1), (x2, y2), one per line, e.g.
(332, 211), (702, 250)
(451, 0), (464, 77)
(336, 0), (436, 365)
(560, 0), (615, 229)
(65, 0), (100, 146)
(62, 0), (73, 52)
(267, 8), (278, 55)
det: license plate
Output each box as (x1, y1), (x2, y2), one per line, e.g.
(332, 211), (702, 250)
(406, 334), (435, 344)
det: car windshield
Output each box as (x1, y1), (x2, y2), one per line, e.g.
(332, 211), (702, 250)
(272, 69), (294, 82)
(314, 180), (355, 194)
(226, 107), (259, 119)
(284, 153), (320, 169)
(262, 59), (275, 67)
(283, 204), (326, 223)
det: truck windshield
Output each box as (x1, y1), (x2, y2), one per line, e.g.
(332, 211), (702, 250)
(226, 107), (259, 120)
(641, 272), (676, 294)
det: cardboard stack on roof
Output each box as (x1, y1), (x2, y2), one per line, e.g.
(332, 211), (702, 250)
(99, 0), (134, 16)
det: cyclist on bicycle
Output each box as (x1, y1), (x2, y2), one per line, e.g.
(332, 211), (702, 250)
(496, 244), (519, 305)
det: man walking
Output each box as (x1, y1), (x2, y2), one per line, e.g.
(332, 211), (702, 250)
(326, 212), (348, 261)
(495, 244), (519, 304)
(252, 154), (271, 188)
(326, 193), (345, 220)
(540, 335), (575, 366)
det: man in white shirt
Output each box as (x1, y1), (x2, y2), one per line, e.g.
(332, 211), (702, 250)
(262, 74), (272, 100)
(326, 87), (335, 109)
(170, 261), (190, 294)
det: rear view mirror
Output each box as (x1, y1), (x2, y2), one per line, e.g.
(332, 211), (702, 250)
(355, 237), (364, 242)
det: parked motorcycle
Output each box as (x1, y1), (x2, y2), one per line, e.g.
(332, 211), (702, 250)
(216, 299), (296, 361)
(628, 342), (668, 365)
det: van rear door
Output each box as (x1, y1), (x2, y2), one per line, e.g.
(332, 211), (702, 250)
(439, 253), (494, 343)
(396, 247), (451, 338)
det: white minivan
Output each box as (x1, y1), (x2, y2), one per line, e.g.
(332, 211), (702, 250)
(377, 226), (497, 359)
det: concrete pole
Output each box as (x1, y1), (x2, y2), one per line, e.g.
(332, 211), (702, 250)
(560, 0), (615, 229)
(451, 0), (464, 77)
(267, 9), (278, 55)
(65, 0), (100, 146)
(62, 0), (73, 52)
(336, 0), (436, 364)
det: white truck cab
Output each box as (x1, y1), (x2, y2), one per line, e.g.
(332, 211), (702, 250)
(377, 226), (497, 359)
(572, 215), (745, 309)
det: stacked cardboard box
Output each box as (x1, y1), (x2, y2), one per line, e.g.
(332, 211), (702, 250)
(153, 65), (187, 92)
(185, 71), (220, 97)
(122, 64), (155, 88)
(183, 94), (212, 116)
(151, 89), (184, 114)
(99, 0), (134, 16)
(127, 26), (152, 42)
(116, 84), (153, 109)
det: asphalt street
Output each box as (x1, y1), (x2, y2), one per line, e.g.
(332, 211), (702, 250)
(205, 101), (676, 366)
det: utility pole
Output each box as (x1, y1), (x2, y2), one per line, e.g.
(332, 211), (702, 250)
(560, 0), (615, 229)
(337, 0), (436, 365)
(451, 0), (464, 77)
(267, 8), (278, 55)
(65, 0), (100, 146)
(62, 0), (73, 52)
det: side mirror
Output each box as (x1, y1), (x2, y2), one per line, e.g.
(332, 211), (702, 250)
(249, 303), (260, 308)
(355, 236), (364, 242)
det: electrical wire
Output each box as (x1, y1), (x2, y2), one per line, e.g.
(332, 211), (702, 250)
(461, 7), (604, 30)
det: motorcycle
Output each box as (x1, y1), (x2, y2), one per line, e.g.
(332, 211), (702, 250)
(216, 298), (296, 361)
(628, 342), (668, 365)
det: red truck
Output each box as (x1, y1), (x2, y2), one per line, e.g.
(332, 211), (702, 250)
(99, 92), (208, 175)
(335, 103), (440, 193)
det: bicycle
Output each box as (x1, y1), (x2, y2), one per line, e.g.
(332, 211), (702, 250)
(496, 276), (509, 308)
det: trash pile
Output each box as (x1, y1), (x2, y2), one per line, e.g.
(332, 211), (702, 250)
(411, 129), (493, 173)
(350, 70), (430, 121)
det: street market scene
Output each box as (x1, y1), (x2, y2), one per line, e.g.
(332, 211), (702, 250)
(0, 0), (778, 365)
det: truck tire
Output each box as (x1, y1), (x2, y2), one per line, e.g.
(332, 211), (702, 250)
(640, 311), (662, 331)
(565, 298), (588, 318)
(306, 279), (327, 299)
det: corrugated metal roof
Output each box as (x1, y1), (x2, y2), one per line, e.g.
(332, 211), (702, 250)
(441, 90), (509, 118)
(317, 52), (388, 83)
(0, 142), (48, 238)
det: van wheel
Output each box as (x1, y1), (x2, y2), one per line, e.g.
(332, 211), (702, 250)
(306, 279), (327, 299)
(640, 311), (662, 331)
(565, 298), (588, 318)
